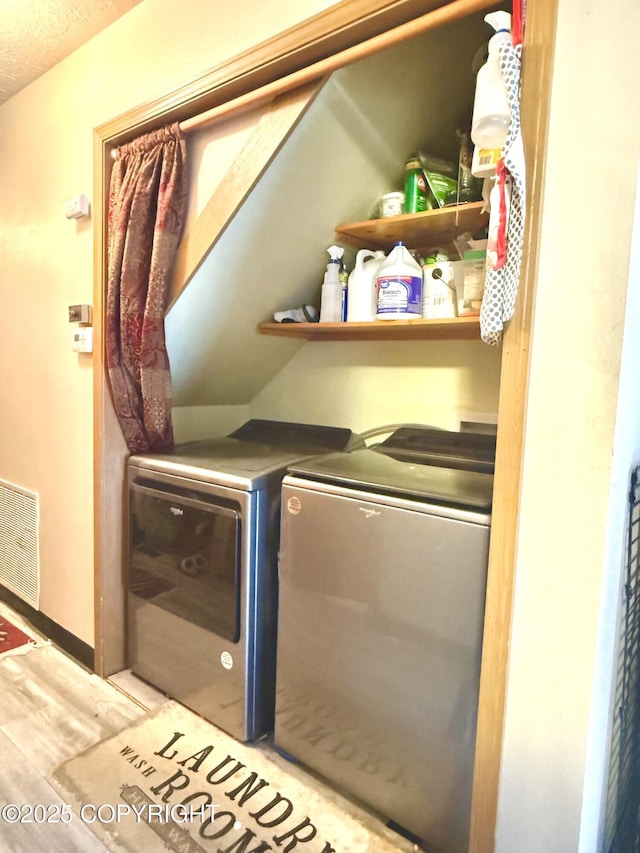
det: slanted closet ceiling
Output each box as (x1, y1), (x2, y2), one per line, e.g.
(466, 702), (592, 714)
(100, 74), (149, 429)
(165, 12), (491, 407)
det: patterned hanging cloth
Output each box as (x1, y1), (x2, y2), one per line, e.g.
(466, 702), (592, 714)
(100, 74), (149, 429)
(106, 123), (187, 453)
(480, 36), (526, 345)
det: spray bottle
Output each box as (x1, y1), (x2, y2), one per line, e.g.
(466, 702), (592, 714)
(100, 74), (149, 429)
(319, 245), (344, 323)
(471, 11), (512, 155)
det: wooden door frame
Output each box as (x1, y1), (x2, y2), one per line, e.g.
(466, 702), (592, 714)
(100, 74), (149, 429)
(92, 1), (558, 849)
(468, 0), (558, 847)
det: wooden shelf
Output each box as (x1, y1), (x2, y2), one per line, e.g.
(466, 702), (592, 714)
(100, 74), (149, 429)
(335, 201), (488, 253)
(260, 204), (487, 344)
(257, 316), (481, 341)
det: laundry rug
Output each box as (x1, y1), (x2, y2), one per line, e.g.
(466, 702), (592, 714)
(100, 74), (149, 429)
(53, 700), (417, 853)
(0, 615), (34, 655)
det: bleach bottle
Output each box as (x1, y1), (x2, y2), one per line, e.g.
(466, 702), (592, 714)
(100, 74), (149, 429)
(347, 248), (386, 322)
(376, 242), (423, 320)
(471, 11), (512, 154)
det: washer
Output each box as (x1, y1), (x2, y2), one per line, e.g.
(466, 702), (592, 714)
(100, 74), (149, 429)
(127, 419), (359, 742)
(274, 426), (495, 850)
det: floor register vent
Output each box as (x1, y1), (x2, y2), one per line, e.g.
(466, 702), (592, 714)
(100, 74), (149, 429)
(0, 478), (39, 608)
(604, 465), (640, 853)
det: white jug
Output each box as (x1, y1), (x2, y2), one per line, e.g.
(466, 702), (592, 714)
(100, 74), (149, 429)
(347, 249), (386, 322)
(376, 242), (423, 319)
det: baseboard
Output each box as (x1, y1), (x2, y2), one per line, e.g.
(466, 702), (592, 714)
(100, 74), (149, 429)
(0, 585), (94, 671)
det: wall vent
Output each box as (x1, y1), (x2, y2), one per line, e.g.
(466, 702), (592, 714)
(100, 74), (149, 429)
(0, 478), (39, 608)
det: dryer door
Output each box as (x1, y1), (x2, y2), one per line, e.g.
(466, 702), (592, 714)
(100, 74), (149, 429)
(129, 481), (240, 642)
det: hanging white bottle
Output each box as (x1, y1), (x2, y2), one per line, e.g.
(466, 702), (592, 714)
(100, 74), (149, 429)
(471, 11), (512, 153)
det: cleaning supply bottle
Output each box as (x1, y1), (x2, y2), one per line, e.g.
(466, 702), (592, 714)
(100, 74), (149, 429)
(422, 251), (457, 319)
(339, 260), (349, 322)
(456, 130), (481, 202)
(471, 11), (512, 153)
(319, 245), (344, 323)
(403, 154), (431, 213)
(347, 249), (386, 322)
(376, 242), (423, 320)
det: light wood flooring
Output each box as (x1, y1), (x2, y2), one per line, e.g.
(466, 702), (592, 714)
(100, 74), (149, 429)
(0, 602), (170, 852)
(0, 602), (417, 853)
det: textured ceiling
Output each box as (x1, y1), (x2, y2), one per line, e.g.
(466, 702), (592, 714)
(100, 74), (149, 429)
(0, 0), (143, 106)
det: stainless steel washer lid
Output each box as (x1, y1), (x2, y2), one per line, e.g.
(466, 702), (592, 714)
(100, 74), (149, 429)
(128, 420), (361, 491)
(287, 426), (496, 511)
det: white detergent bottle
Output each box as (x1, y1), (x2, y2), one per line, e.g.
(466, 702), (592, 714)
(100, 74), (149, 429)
(319, 245), (344, 323)
(347, 249), (386, 322)
(471, 11), (512, 153)
(376, 242), (423, 320)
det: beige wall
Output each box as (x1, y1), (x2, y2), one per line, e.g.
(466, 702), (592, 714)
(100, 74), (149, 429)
(250, 339), (501, 435)
(495, 0), (640, 849)
(0, 0), (336, 645)
(1, 0), (637, 849)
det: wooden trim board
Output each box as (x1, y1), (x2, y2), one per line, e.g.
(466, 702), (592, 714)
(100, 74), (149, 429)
(94, 0), (494, 145)
(178, 0), (498, 134)
(468, 1), (559, 850)
(168, 81), (323, 310)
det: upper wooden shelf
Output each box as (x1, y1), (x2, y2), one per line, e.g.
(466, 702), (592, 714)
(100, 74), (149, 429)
(257, 316), (481, 341)
(335, 201), (488, 253)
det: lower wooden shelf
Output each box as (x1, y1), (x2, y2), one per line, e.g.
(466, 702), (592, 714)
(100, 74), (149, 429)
(257, 316), (481, 341)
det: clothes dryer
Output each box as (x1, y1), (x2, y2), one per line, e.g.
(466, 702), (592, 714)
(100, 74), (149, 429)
(127, 419), (359, 742)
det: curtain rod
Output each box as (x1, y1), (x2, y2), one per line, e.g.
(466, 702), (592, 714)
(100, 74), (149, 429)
(179, 0), (492, 134)
(109, 0), (491, 157)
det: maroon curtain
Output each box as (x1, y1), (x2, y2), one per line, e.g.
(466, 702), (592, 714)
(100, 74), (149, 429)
(106, 123), (187, 454)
